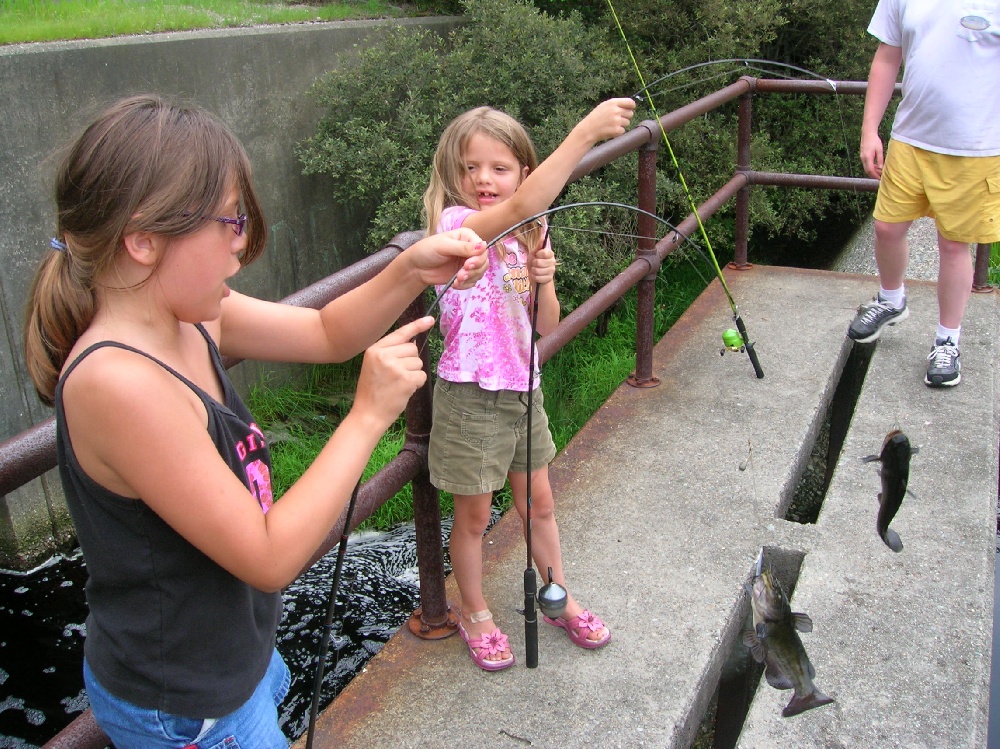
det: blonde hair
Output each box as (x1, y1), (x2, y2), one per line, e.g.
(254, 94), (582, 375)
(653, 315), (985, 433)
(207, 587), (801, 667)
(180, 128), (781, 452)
(24, 95), (268, 406)
(423, 106), (544, 254)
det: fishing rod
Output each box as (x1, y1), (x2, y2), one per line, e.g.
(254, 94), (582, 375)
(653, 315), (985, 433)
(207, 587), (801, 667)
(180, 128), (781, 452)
(485, 201), (763, 378)
(633, 58), (838, 102)
(305, 481), (361, 749)
(604, 0), (764, 379)
(524, 280), (540, 668)
(520, 223), (551, 668)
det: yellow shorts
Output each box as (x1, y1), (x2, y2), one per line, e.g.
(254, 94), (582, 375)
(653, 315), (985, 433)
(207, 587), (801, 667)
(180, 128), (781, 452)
(874, 139), (1000, 244)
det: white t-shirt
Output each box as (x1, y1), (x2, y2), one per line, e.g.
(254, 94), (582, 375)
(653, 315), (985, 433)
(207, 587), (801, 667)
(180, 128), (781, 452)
(434, 205), (544, 392)
(869, 0), (1000, 155)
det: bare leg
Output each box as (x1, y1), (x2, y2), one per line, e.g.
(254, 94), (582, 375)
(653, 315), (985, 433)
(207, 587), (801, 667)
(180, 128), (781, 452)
(450, 492), (512, 663)
(510, 466), (607, 642)
(936, 233), (973, 330)
(873, 218), (912, 290)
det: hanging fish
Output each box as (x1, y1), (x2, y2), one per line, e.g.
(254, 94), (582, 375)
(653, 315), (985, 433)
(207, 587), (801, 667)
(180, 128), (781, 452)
(861, 429), (918, 553)
(743, 567), (835, 718)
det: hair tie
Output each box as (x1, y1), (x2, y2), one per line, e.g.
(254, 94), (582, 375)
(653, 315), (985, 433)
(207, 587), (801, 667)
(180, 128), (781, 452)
(50, 238), (67, 252)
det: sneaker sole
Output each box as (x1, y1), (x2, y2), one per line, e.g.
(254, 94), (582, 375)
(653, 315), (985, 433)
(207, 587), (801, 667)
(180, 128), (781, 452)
(925, 372), (961, 388)
(847, 306), (909, 344)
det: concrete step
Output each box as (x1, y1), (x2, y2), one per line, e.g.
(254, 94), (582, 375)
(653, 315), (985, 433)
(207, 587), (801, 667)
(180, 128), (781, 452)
(296, 266), (999, 749)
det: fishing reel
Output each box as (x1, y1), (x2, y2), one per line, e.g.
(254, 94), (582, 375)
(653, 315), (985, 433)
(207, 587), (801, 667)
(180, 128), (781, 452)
(537, 567), (568, 619)
(720, 328), (745, 356)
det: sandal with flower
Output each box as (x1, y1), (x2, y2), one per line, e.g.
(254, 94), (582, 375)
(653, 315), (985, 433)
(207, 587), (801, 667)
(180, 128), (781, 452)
(458, 609), (515, 671)
(543, 609), (611, 649)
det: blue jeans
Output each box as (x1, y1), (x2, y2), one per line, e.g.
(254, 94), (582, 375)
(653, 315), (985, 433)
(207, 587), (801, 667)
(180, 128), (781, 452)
(84, 648), (290, 748)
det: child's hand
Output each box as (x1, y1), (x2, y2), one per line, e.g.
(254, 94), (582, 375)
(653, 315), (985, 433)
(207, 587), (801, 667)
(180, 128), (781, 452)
(408, 228), (488, 290)
(576, 97), (637, 143)
(529, 245), (557, 286)
(353, 316), (434, 427)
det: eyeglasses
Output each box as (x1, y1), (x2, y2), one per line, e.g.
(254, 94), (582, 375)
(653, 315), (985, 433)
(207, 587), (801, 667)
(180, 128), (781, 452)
(183, 212), (247, 236)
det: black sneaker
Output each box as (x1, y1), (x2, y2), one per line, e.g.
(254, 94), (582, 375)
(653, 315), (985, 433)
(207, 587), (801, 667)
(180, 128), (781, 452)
(847, 295), (909, 343)
(925, 338), (961, 387)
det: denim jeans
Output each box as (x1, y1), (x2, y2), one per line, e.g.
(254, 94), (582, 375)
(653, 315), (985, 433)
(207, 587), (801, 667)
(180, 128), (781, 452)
(84, 648), (290, 748)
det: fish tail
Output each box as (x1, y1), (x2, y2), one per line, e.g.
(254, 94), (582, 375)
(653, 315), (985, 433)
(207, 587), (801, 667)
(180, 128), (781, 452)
(782, 690), (835, 718)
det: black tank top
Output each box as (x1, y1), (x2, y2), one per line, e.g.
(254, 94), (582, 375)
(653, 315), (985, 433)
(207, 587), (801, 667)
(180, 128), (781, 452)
(54, 324), (282, 717)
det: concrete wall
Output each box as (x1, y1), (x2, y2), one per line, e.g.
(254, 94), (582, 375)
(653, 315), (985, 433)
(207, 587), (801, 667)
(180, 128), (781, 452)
(0, 18), (461, 568)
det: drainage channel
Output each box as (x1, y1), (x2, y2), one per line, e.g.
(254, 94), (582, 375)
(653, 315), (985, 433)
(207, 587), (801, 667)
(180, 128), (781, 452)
(692, 339), (874, 749)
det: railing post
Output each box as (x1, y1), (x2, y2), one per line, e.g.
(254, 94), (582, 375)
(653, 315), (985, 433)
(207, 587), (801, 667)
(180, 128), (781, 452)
(731, 87), (753, 270)
(403, 295), (459, 639)
(973, 243), (994, 293)
(628, 122), (661, 388)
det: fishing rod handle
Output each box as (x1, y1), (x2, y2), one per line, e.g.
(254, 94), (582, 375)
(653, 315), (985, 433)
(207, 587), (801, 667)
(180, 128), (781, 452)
(734, 314), (764, 379)
(524, 567), (538, 668)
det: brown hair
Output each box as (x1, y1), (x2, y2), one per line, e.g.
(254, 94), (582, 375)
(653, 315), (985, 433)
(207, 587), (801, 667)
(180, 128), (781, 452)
(423, 106), (543, 254)
(24, 94), (268, 406)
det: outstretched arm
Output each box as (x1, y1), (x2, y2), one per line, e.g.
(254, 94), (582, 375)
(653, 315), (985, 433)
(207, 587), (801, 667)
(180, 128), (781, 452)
(218, 228), (486, 363)
(860, 43), (902, 180)
(66, 316), (439, 592)
(461, 98), (636, 243)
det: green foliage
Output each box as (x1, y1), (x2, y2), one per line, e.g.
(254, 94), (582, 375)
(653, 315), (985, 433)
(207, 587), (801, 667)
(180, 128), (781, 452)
(598, 0), (878, 252)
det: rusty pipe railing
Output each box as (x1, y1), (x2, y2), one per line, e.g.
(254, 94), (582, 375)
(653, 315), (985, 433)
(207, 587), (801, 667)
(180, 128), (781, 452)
(15, 74), (993, 747)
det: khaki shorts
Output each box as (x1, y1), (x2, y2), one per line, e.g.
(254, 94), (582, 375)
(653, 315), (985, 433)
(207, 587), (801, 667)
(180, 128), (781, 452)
(874, 139), (1000, 244)
(429, 379), (557, 495)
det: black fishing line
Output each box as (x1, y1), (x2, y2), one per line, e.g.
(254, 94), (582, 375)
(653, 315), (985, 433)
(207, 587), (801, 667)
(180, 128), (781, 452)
(305, 480), (361, 749)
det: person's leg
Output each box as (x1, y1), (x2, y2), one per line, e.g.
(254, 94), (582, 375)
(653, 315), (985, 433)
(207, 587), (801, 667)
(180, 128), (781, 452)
(847, 219), (914, 342)
(510, 467), (608, 645)
(450, 491), (514, 666)
(936, 233), (973, 331)
(873, 218), (912, 292)
(924, 233), (971, 387)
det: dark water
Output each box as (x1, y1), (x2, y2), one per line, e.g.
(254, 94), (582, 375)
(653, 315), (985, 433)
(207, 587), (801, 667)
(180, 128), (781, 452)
(0, 518), (458, 747)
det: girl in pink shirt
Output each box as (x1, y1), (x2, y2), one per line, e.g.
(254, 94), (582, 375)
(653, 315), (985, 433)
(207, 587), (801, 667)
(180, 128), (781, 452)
(423, 99), (635, 670)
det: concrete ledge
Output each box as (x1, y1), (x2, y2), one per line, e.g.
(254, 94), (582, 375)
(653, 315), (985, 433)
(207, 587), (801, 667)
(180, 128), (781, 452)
(296, 265), (998, 748)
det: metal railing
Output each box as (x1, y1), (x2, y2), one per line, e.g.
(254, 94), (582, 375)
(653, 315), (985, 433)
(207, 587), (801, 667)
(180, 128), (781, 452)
(4, 76), (990, 748)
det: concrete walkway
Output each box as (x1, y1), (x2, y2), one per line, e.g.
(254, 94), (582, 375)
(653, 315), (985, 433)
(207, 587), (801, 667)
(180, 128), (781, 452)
(296, 229), (999, 749)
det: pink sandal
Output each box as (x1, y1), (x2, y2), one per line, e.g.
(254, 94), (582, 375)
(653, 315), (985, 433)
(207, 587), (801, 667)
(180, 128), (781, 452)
(543, 609), (611, 649)
(458, 610), (515, 671)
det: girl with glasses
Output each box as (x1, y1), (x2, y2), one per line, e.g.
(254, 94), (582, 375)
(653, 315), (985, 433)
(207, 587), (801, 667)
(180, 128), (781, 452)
(23, 94), (486, 748)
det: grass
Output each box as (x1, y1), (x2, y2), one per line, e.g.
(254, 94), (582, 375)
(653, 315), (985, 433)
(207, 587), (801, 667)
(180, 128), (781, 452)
(989, 242), (1000, 287)
(0, 0), (409, 45)
(249, 256), (709, 531)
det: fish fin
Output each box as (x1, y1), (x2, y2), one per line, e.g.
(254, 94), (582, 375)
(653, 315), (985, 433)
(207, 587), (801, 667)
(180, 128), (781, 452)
(792, 612), (813, 633)
(860, 454), (880, 464)
(782, 690), (835, 718)
(743, 629), (766, 663)
(883, 528), (903, 552)
(765, 663), (794, 690)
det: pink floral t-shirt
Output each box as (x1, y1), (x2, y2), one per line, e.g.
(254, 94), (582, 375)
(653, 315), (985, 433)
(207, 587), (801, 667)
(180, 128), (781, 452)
(435, 206), (543, 392)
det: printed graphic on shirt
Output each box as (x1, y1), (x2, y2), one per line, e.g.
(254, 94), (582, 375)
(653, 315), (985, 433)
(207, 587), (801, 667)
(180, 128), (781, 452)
(503, 245), (531, 301)
(234, 423), (274, 513)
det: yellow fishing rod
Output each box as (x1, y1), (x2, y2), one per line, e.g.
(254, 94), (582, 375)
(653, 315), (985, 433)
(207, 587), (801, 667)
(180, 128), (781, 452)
(605, 0), (764, 379)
